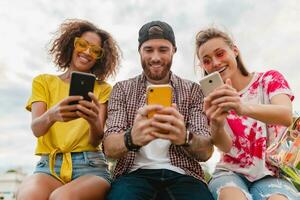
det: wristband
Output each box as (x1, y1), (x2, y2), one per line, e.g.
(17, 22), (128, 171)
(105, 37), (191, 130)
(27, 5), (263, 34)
(124, 127), (141, 152)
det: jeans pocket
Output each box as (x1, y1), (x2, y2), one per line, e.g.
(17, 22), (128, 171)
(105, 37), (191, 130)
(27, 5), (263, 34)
(88, 157), (108, 167)
(86, 153), (108, 168)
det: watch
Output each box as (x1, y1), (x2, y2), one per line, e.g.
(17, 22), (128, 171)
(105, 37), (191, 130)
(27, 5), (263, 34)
(182, 130), (194, 147)
(124, 127), (141, 152)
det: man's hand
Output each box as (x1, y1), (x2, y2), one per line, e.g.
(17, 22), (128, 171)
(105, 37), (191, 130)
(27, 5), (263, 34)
(149, 104), (187, 145)
(131, 105), (163, 146)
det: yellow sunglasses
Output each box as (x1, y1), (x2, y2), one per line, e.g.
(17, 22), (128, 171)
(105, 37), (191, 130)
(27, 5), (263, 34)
(74, 37), (104, 60)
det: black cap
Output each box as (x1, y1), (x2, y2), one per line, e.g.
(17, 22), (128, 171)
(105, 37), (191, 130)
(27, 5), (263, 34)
(138, 20), (176, 49)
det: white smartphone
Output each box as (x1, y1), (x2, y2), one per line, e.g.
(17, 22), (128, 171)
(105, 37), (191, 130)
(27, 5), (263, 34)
(199, 71), (224, 96)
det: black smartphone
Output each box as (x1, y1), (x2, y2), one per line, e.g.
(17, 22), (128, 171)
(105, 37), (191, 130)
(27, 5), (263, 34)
(69, 71), (96, 105)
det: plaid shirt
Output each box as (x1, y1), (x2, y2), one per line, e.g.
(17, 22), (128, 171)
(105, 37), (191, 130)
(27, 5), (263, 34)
(104, 72), (210, 182)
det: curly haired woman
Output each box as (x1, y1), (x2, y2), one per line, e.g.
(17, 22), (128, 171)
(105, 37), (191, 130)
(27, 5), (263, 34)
(17, 19), (121, 200)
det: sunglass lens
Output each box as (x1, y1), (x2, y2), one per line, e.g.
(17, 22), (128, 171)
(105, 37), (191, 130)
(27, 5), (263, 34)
(74, 37), (103, 59)
(75, 39), (88, 52)
(90, 47), (103, 59)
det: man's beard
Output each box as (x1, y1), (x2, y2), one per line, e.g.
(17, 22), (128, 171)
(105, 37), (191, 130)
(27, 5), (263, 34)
(141, 59), (172, 81)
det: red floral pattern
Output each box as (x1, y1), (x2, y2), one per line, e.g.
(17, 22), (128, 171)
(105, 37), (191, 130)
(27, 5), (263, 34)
(216, 70), (294, 181)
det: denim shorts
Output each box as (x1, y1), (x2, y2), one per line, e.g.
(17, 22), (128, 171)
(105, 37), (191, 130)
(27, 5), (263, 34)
(208, 170), (300, 200)
(34, 151), (111, 183)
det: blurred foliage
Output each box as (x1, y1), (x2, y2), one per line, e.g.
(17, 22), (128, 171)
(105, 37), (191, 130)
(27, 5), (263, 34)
(6, 169), (17, 173)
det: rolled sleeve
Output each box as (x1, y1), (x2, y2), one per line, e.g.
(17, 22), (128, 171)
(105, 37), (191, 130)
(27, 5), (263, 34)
(104, 82), (128, 139)
(187, 83), (210, 137)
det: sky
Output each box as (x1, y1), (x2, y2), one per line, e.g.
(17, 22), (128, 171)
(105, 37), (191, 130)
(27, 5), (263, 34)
(0, 0), (300, 175)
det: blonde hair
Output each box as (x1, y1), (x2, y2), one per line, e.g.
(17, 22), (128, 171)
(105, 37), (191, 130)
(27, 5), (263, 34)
(195, 27), (249, 76)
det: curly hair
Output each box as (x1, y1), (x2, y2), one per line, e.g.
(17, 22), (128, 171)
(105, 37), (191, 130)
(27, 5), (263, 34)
(195, 27), (249, 76)
(49, 19), (121, 81)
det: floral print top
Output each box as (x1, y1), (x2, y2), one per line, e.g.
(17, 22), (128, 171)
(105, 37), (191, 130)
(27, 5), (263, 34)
(216, 70), (294, 181)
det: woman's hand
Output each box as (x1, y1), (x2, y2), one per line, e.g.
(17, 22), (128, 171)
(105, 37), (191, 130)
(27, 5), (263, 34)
(208, 79), (244, 115)
(203, 79), (234, 152)
(76, 92), (102, 127)
(48, 95), (83, 122)
(30, 95), (82, 137)
(76, 92), (106, 146)
(205, 99), (228, 127)
(204, 79), (237, 126)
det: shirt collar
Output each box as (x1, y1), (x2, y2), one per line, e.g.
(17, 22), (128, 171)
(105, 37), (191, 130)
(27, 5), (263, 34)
(140, 71), (177, 88)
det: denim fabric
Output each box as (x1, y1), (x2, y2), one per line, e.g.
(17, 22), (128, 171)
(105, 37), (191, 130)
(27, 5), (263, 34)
(106, 169), (213, 200)
(208, 170), (300, 200)
(34, 151), (111, 183)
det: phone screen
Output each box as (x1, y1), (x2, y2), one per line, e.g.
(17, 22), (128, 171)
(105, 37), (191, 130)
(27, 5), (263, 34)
(69, 71), (96, 105)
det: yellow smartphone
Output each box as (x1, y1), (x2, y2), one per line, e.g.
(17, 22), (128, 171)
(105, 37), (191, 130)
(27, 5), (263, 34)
(146, 84), (172, 118)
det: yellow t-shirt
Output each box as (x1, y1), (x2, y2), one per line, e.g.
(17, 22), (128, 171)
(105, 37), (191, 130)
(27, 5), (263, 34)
(26, 74), (112, 183)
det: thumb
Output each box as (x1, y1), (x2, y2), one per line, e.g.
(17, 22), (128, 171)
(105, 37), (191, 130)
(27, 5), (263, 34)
(171, 103), (178, 110)
(225, 78), (232, 86)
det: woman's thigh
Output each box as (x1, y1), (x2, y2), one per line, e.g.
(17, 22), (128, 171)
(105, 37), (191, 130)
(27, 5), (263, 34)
(49, 175), (110, 200)
(208, 170), (252, 200)
(250, 176), (300, 200)
(16, 173), (62, 200)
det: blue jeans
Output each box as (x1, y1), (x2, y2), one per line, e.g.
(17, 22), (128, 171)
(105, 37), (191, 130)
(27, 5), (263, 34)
(34, 151), (111, 183)
(208, 170), (300, 200)
(107, 169), (213, 200)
